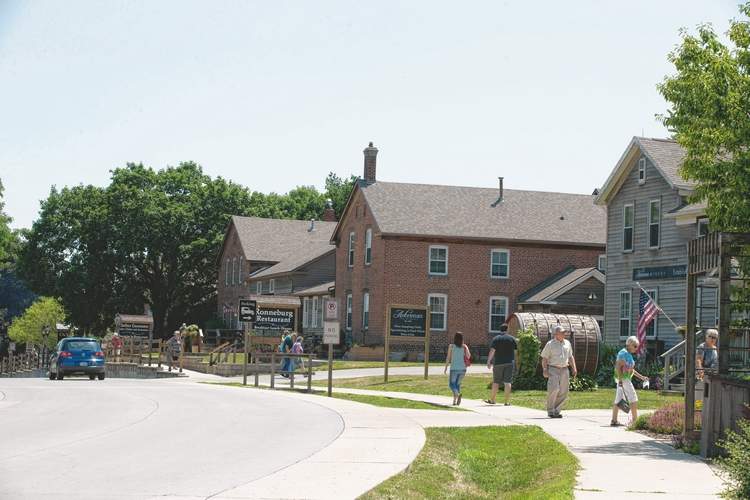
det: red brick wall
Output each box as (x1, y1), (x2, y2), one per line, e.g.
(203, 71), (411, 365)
(217, 224), (247, 327)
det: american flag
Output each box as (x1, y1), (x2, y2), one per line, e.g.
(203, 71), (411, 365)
(636, 290), (659, 354)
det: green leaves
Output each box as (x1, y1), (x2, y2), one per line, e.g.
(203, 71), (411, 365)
(8, 297), (65, 348)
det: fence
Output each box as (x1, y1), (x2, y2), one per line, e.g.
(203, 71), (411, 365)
(0, 348), (43, 376)
(247, 351), (314, 392)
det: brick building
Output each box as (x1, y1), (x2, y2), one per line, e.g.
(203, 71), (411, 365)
(331, 143), (607, 355)
(217, 216), (337, 341)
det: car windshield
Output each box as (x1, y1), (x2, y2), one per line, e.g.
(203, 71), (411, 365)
(63, 341), (99, 351)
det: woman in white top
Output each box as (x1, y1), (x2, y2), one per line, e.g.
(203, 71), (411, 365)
(444, 332), (471, 406)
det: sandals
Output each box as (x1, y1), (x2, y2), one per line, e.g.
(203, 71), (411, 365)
(610, 421), (622, 427)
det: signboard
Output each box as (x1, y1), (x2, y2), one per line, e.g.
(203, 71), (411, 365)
(254, 307), (296, 330)
(388, 307), (428, 338)
(633, 265), (687, 281)
(238, 299), (257, 323)
(325, 299), (338, 320)
(323, 321), (340, 345)
(118, 322), (151, 336)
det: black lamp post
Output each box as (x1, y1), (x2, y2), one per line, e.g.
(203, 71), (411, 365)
(41, 325), (50, 368)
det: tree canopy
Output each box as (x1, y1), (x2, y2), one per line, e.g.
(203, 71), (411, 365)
(18, 164), (355, 337)
(659, 3), (750, 232)
(8, 297), (65, 349)
(0, 179), (21, 269)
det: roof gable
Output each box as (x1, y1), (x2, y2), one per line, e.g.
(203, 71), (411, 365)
(519, 267), (604, 304)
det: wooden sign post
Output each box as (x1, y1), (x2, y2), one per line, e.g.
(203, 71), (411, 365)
(384, 304), (430, 383)
(239, 299), (257, 386)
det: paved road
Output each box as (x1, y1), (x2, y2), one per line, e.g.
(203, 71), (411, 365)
(0, 377), (344, 500)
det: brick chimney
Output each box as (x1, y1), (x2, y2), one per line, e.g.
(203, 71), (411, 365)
(322, 199), (337, 222)
(363, 142), (378, 184)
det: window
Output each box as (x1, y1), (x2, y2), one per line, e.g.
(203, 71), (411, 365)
(428, 294), (447, 330)
(238, 258), (243, 285)
(225, 258), (230, 286)
(697, 218), (710, 238)
(428, 246), (448, 275)
(696, 287), (718, 328)
(362, 292), (369, 329)
(320, 295), (328, 326)
(644, 289), (658, 338)
(348, 232), (355, 267)
(255, 281), (262, 294)
(623, 203), (634, 252)
(648, 200), (661, 248)
(489, 296), (508, 333)
(598, 255), (607, 273)
(231, 258), (236, 286)
(312, 296), (319, 328)
(638, 158), (646, 184)
(303, 297), (311, 328)
(364, 228), (372, 265)
(619, 290), (631, 337)
(490, 249), (509, 278)
(346, 294), (353, 330)
(269, 279), (275, 294)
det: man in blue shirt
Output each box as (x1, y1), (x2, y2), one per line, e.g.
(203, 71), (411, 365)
(485, 324), (518, 405)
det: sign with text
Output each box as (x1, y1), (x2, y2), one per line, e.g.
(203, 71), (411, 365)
(238, 299), (257, 323)
(117, 322), (151, 336)
(323, 321), (340, 345)
(633, 265), (687, 281)
(388, 306), (428, 338)
(325, 299), (338, 320)
(254, 307), (296, 330)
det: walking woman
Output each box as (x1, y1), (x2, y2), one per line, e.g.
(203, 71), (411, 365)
(444, 332), (470, 405)
(611, 336), (649, 426)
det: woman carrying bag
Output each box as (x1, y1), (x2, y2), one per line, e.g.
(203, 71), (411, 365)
(444, 332), (471, 406)
(611, 336), (649, 427)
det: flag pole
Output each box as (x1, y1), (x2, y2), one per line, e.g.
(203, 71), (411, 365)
(635, 282), (680, 330)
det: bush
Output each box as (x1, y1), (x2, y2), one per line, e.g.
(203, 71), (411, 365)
(630, 414), (650, 430)
(596, 345), (620, 388)
(569, 374), (597, 392)
(644, 402), (701, 435)
(513, 374), (547, 390)
(517, 326), (541, 378)
(672, 435), (701, 455)
(717, 415), (750, 499)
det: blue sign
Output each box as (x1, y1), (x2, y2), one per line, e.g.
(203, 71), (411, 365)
(633, 265), (687, 281)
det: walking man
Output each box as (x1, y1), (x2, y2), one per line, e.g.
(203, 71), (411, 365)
(541, 325), (577, 418)
(485, 324), (518, 405)
(166, 330), (183, 373)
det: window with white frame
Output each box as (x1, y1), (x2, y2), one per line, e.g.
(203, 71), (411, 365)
(697, 218), (710, 238)
(255, 281), (262, 294)
(303, 297), (311, 328)
(362, 292), (369, 329)
(623, 203), (634, 252)
(490, 249), (509, 278)
(269, 279), (275, 294)
(644, 289), (658, 338)
(428, 246), (448, 275)
(638, 157), (646, 184)
(231, 258), (236, 286)
(364, 228), (372, 265)
(320, 295), (328, 326)
(648, 200), (661, 248)
(347, 232), (356, 267)
(238, 258), (243, 285)
(225, 258), (230, 285)
(346, 294), (353, 330)
(598, 255), (607, 273)
(428, 294), (447, 330)
(620, 290), (631, 337)
(312, 296), (319, 328)
(489, 296), (508, 333)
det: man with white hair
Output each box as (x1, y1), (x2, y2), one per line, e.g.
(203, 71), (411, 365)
(540, 325), (577, 418)
(611, 335), (649, 426)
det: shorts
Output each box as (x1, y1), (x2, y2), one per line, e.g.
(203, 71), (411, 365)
(614, 379), (638, 404)
(493, 362), (515, 385)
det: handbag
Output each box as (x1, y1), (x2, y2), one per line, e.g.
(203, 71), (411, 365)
(463, 346), (472, 367)
(616, 381), (631, 413)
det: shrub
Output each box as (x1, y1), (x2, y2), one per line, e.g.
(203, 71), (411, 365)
(596, 345), (619, 388)
(517, 326), (540, 378)
(569, 374), (597, 392)
(717, 415), (750, 499)
(513, 374), (547, 390)
(672, 435), (701, 455)
(630, 414), (650, 431)
(645, 402), (701, 435)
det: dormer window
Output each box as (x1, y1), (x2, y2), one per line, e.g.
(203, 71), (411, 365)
(638, 158), (646, 184)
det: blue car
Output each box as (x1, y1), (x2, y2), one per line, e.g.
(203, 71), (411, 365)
(49, 337), (106, 380)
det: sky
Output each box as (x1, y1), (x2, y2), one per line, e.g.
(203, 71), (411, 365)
(0, 0), (739, 229)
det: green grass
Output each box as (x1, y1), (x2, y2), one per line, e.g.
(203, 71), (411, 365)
(204, 382), (464, 411)
(361, 426), (578, 499)
(323, 360), (434, 371)
(313, 374), (684, 411)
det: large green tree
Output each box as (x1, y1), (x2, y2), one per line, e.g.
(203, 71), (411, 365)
(8, 297), (65, 349)
(0, 179), (21, 269)
(659, 4), (750, 232)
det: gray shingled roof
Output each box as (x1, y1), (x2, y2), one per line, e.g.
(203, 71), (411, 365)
(230, 217), (337, 278)
(518, 267), (604, 304)
(294, 281), (335, 296)
(636, 137), (693, 189)
(359, 182), (606, 246)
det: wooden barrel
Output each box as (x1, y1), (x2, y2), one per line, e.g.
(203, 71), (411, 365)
(506, 312), (601, 375)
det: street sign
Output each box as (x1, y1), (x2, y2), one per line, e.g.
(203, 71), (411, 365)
(325, 299), (338, 320)
(323, 321), (340, 345)
(239, 299), (257, 323)
(255, 307), (295, 330)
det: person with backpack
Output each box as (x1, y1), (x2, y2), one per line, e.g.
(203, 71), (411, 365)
(444, 331), (471, 406)
(485, 324), (518, 406)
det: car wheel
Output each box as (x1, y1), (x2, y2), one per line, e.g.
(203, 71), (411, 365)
(89, 375), (96, 380)
(49, 372), (56, 380)
(98, 374), (105, 381)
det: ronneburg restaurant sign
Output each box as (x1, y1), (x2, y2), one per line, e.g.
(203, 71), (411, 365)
(254, 307), (296, 330)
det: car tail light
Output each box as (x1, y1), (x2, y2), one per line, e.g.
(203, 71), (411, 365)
(94, 351), (104, 358)
(60, 351), (72, 358)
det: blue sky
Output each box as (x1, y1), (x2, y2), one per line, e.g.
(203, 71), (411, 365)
(0, 0), (738, 229)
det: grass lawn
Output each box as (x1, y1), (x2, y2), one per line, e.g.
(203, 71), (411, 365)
(205, 382), (464, 411)
(322, 360), (436, 371)
(313, 374), (683, 411)
(361, 426), (578, 499)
